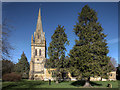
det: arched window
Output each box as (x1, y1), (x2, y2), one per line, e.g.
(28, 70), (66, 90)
(39, 49), (41, 56)
(35, 49), (37, 56)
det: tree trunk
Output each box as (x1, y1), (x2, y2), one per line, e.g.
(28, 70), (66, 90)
(83, 77), (91, 88)
(101, 77), (102, 81)
(56, 77), (59, 84)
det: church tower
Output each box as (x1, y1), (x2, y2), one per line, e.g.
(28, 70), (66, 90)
(29, 8), (46, 80)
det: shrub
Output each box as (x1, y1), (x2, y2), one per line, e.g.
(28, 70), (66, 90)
(2, 60), (15, 76)
(2, 72), (22, 82)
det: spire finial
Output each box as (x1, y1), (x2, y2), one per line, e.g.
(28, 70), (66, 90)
(38, 8), (41, 18)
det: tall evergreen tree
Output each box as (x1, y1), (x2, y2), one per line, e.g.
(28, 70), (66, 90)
(69, 5), (112, 87)
(47, 25), (69, 83)
(15, 52), (29, 79)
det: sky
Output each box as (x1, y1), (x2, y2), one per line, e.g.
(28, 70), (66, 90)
(2, 2), (118, 65)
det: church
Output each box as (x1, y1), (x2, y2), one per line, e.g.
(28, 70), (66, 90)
(29, 8), (52, 81)
(29, 9), (116, 81)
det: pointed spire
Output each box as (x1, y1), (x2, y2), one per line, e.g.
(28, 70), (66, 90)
(34, 8), (45, 43)
(36, 8), (43, 34)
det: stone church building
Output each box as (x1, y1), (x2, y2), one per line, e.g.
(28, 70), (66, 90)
(29, 8), (50, 80)
(29, 9), (116, 81)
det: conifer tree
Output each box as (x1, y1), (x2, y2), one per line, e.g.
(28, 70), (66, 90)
(47, 25), (69, 83)
(69, 5), (112, 87)
(15, 52), (29, 79)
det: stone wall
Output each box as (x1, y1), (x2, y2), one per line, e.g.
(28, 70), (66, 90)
(44, 68), (56, 81)
(43, 69), (116, 81)
(90, 71), (116, 81)
(109, 71), (116, 81)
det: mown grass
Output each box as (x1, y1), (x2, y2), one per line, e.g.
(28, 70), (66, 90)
(2, 79), (119, 89)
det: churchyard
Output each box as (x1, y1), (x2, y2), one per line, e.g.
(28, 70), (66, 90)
(1, 2), (119, 89)
(2, 79), (119, 89)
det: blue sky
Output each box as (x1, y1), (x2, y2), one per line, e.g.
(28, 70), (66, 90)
(2, 2), (118, 64)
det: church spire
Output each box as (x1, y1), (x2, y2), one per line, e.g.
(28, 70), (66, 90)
(36, 8), (43, 34)
(34, 8), (45, 43)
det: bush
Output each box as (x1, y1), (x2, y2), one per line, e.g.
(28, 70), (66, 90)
(2, 60), (15, 76)
(2, 72), (22, 82)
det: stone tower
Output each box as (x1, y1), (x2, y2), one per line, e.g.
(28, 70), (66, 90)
(29, 8), (46, 80)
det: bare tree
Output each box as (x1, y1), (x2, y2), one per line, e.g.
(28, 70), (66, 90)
(1, 19), (14, 60)
(110, 57), (117, 67)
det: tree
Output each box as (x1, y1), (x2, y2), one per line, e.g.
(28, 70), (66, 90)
(116, 64), (120, 80)
(69, 5), (112, 87)
(110, 57), (117, 67)
(1, 19), (14, 60)
(0, 19), (14, 79)
(47, 25), (69, 83)
(15, 52), (29, 79)
(2, 60), (15, 75)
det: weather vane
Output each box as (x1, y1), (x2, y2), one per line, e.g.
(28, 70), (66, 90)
(40, 3), (42, 9)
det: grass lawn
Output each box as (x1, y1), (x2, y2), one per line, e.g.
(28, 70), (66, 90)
(2, 79), (119, 89)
